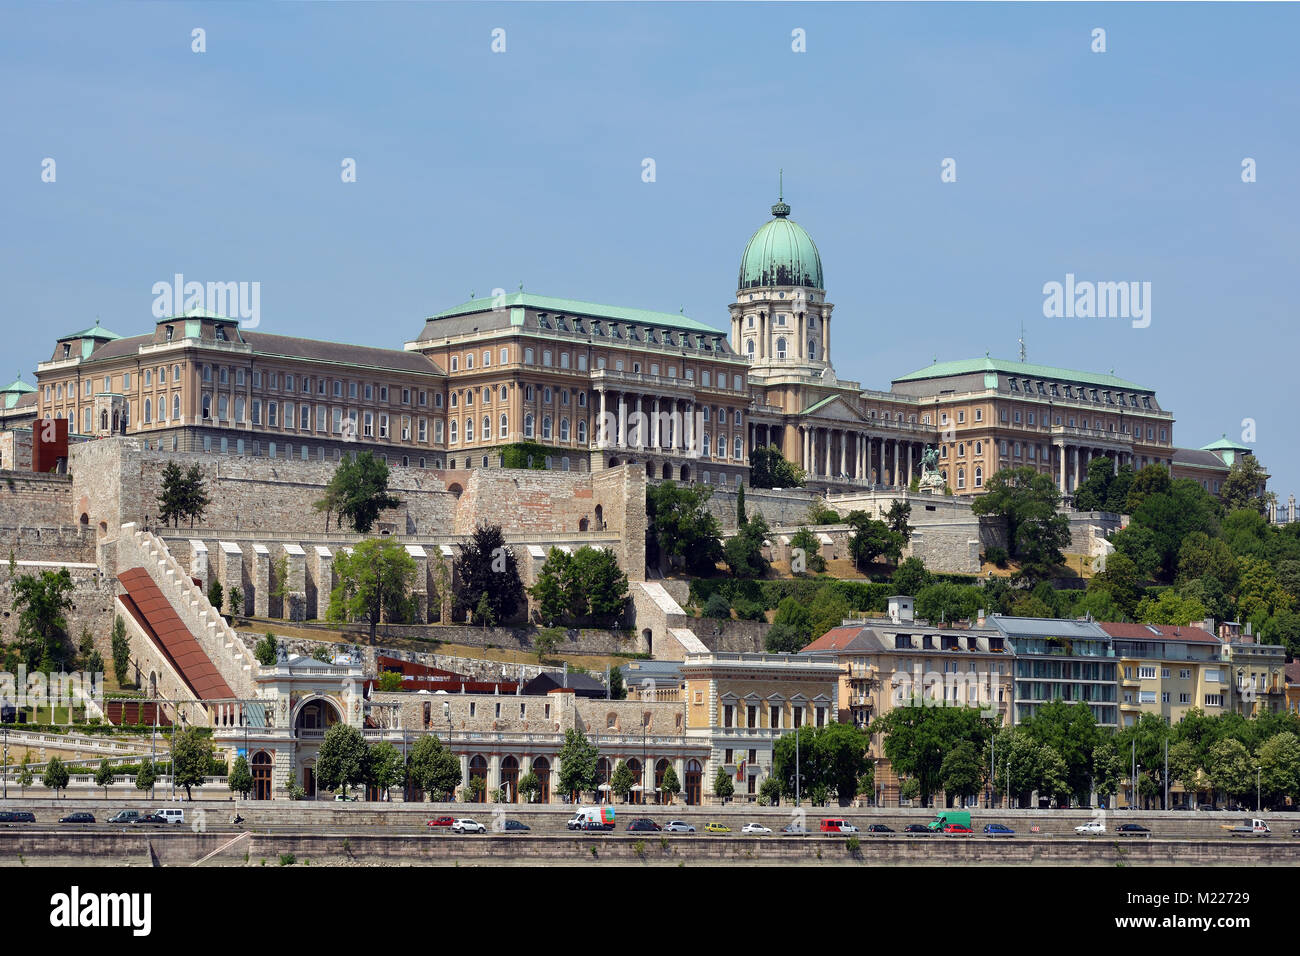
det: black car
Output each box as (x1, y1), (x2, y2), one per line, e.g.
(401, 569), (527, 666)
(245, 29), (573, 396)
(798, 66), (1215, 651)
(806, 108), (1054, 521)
(0, 811), (36, 823)
(501, 819), (530, 832)
(865, 824), (894, 833)
(1171, 805), (1193, 811)
(903, 824), (931, 835)
(1117, 824), (1151, 835)
(627, 818), (662, 832)
(59, 812), (95, 824)
(580, 820), (614, 831)
(132, 813), (166, 825)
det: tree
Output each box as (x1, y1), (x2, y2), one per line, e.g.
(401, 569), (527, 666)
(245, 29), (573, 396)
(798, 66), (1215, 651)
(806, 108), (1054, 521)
(608, 665), (627, 701)
(254, 633), (279, 666)
(1257, 732), (1300, 808)
(1125, 464), (1171, 514)
(17, 753), (33, 796)
(885, 500), (914, 543)
(915, 582), (981, 625)
(328, 537), (417, 644)
(1092, 739), (1123, 801)
(518, 771), (542, 803)
(228, 585), (244, 618)
(1176, 532), (1240, 592)
(1115, 478), (1220, 582)
(570, 547), (630, 623)
(749, 445), (806, 489)
(365, 741), (406, 800)
(845, 511), (904, 573)
(713, 766), (735, 803)
(455, 525), (525, 625)
(971, 467), (1070, 583)
(271, 553), (291, 619)
(736, 481), (748, 526)
(765, 622), (806, 654)
(1220, 454), (1271, 516)
(660, 763), (681, 803)
(533, 627), (562, 663)
(940, 741), (984, 805)
(181, 464), (210, 529)
(227, 756), (253, 799)
(556, 729), (599, 800)
(789, 527), (826, 574)
(172, 727), (215, 800)
(207, 579), (224, 615)
(772, 597), (813, 644)
(528, 548), (573, 625)
(1090, 551), (1142, 619)
(43, 756), (69, 797)
(157, 461), (187, 528)
(1133, 589), (1207, 626)
(807, 587), (852, 642)
(891, 557), (931, 595)
(611, 760), (636, 801)
(1207, 737), (1254, 803)
(869, 706), (994, 807)
(646, 481), (724, 574)
(315, 723), (369, 798)
(377, 670), (403, 692)
(771, 724), (872, 805)
(110, 615), (130, 685)
(724, 513), (771, 578)
(94, 758), (116, 798)
(1020, 700), (1103, 803)
(408, 735), (463, 801)
(430, 549), (453, 623)
(12, 568), (75, 670)
(315, 452), (401, 534)
(702, 593), (731, 619)
(1072, 457), (1135, 514)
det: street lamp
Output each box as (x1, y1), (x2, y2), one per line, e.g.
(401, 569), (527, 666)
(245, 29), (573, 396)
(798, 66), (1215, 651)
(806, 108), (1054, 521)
(1256, 766), (1261, 813)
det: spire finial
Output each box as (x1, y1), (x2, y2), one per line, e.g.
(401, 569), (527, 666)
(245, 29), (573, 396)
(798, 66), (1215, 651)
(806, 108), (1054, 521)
(779, 168), (783, 202)
(1018, 322), (1026, 362)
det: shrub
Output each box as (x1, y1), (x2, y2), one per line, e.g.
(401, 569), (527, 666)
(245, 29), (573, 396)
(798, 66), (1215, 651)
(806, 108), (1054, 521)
(983, 546), (1009, 568)
(702, 593), (732, 619)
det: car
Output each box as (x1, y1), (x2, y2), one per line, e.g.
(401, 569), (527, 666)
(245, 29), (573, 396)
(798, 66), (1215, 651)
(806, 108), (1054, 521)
(0, 811), (36, 823)
(501, 819), (530, 832)
(1117, 824), (1151, 835)
(1226, 804), (1245, 813)
(663, 821), (696, 833)
(451, 818), (486, 834)
(1196, 804), (1219, 812)
(704, 822), (731, 834)
(334, 793), (357, 802)
(942, 824), (973, 835)
(1075, 821), (1106, 835)
(1171, 805), (1193, 811)
(903, 824), (932, 835)
(983, 823), (1015, 837)
(626, 818), (661, 832)
(866, 824), (894, 833)
(819, 818), (858, 833)
(132, 813), (166, 825)
(426, 816), (456, 828)
(781, 823), (808, 835)
(741, 823), (772, 835)
(580, 819), (613, 832)
(107, 810), (140, 824)
(153, 808), (184, 825)
(1291, 828), (1300, 838)
(59, 812), (95, 824)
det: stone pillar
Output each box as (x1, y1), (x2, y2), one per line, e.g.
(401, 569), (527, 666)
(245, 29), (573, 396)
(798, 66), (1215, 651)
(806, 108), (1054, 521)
(598, 389), (608, 447)
(1113, 454), (1119, 476)
(685, 400), (694, 456)
(652, 398), (660, 449)
(1058, 444), (1067, 492)
(1072, 446), (1080, 492)
(406, 544), (429, 623)
(252, 544), (270, 617)
(839, 430), (847, 477)
(823, 315), (830, 362)
(635, 396), (644, 450)
(218, 541), (243, 611)
(617, 393), (627, 448)
(282, 544), (306, 621)
(823, 428), (832, 477)
(906, 443), (913, 485)
(802, 427), (810, 474)
(311, 545), (333, 620)
(189, 540), (209, 593)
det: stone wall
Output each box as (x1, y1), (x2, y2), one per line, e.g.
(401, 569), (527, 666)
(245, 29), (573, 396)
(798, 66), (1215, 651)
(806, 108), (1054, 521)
(0, 471), (76, 530)
(0, 568), (117, 651)
(1, 526), (97, 564)
(0, 429), (33, 472)
(705, 485), (819, 531)
(686, 617), (768, 654)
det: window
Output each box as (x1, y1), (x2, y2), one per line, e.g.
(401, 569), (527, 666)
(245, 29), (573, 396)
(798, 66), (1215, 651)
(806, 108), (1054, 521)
(173, 394), (181, 420)
(499, 414), (507, 438)
(776, 337), (787, 359)
(143, 399), (152, 423)
(524, 414), (534, 439)
(543, 350), (552, 367)
(464, 418), (473, 442)
(500, 348), (508, 365)
(577, 420), (587, 443)
(542, 416), (552, 440)
(364, 411), (374, 437)
(450, 420), (458, 443)
(975, 408), (983, 422)
(465, 354), (474, 370)
(974, 466), (983, 487)
(734, 436), (743, 459)
(483, 351), (491, 368)
(1205, 694), (1223, 708)
(267, 402), (277, 426)
(451, 356), (458, 372)
(1139, 666), (1157, 680)
(451, 393), (458, 408)
(560, 353), (570, 369)
(524, 348), (534, 365)
(560, 418), (570, 441)
(435, 420), (444, 443)
(418, 418), (427, 443)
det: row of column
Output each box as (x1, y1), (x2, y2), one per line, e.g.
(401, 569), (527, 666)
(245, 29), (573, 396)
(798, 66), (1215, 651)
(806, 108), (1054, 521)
(1056, 445), (1151, 494)
(796, 426), (924, 486)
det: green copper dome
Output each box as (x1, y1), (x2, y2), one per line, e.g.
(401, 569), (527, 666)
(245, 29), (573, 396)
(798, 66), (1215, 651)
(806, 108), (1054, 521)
(738, 197), (823, 291)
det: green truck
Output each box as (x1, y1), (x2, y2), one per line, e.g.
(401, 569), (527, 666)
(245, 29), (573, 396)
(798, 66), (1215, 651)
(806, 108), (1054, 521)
(927, 810), (972, 832)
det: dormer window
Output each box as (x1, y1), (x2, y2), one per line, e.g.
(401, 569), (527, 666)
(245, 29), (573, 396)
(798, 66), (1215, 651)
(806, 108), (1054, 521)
(556, 317), (569, 331)
(1008, 379), (1019, 392)
(62, 343), (71, 359)
(215, 326), (227, 341)
(537, 314), (551, 329)
(165, 325), (174, 342)
(610, 325), (621, 339)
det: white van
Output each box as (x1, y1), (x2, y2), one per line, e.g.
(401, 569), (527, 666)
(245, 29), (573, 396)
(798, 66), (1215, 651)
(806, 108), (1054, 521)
(154, 808), (184, 825)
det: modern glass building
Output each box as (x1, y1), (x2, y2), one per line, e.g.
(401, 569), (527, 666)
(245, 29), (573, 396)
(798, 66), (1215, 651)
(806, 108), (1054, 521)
(989, 616), (1118, 727)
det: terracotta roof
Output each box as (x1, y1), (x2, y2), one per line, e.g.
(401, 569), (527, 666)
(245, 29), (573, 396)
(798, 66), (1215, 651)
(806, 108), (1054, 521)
(116, 567), (235, 701)
(802, 626), (873, 653)
(1099, 622), (1219, 644)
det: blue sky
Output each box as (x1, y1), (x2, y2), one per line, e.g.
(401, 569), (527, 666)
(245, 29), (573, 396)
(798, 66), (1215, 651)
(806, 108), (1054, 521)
(3, 2), (1297, 496)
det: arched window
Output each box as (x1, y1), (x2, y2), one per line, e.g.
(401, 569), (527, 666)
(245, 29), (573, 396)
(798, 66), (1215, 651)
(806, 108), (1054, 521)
(451, 356), (458, 371)
(482, 387), (491, 403)
(560, 418), (570, 441)
(524, 414), (535, 439)
(809, 341), (817, 360)
(542, 416), (553, 440)
(734, 436), (743, 459)
(499, 386), (508, 401)
(776, 337), (787, 359)
(465, 389), (473, 406)
(957, 468), (965, 489)
(499, 414), (507, 438)
(577, 392), (586, 408)
(173, 394), (181, 420)
(450, 392), (458, 408)
(577, 420), (587, 443)
(746, 340), (755, 357)
(702, 433), (711, 456)
(482, 416), (489, 439)
(450, 419), (458, 443)
(974, 466), (984, 488)
(465, 418), (474, 442)
(143, 399), (152, 424)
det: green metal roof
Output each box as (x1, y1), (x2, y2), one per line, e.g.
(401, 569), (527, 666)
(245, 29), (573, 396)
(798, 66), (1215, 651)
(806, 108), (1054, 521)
(426, 292), (723, 335)
(1200, 434), (1251, 453)
(0, 377), (36, 395)
(738, 199), (823, 291)
(892, 356), (1150, 392)
(58, 320), (121, 342)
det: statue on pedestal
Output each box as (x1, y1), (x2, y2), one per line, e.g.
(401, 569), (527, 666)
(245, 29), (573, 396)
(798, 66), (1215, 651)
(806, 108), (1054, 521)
(918, 445), (945, 494)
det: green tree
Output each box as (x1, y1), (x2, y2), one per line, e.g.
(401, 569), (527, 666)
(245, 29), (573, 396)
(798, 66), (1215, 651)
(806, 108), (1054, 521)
(315, 723), (369, 798)
(915, 582), (981, 625)
(207, 579), (224, 615)
(1220, 454), (1272, 516)
(1115, 478), (1220, 582)
(713, 766), (735, 803)
(1020, 700), (1104, 803)
(518, 771), (542, 803)
(724, 512), (771, 578)
(1092, 739), (1123, 800)
(1207, 737), (1254, 803)
(181, 464), (210, 529)
(157, 460), (187, 528)
(455, 525), (525, 625)
(43, 756), (70, 797)
(765, 622), (807, 654)
(227, 755), (253, 798)
(702, 593), (731, 619)
(12, 568), (75, 670)
(172, 727), (215, 800)
(608, 665), (627, 700)
(270, 553), (291, 618)
(940, 741), (985, 804)
(772, 597), (813, 645)
(17, 753), (34, 795)
(571, 546), (630, 623)
(557, 729), (600, 800)
(891, 557), (931, 595)
(528, 548), (573, 625)
(646, 480), (724, 574)
(807, 587), (852, 641)
(869, 706), (994, 807)
(789, 527), (826, 574)
(94, 758), (116, 798)
(408, 735), (463, 801)
(749, 445), (806, 489)
(611, 760), (636, 800)
(971, 467), (1070, 583)
(533, 627), (563, 663)
(1090, 551), (1142, 618)
(314, 451), (401, 533)
(365, 740), (406, 800)
(736, 481), (747, 526)
(376, 670), (403, 692)
(110, 615), (131, 685)
(660, 763), (681, 803)
(327, 537), (417, 644)
(254, 633), (279, 666)
(135, 758), (158, 797)
(1133, 589), (1207, 626)
(1125, 464), (1171, 514)
(845, 511), (904, 573)
(1176, 532), (1240, 592)
(885, 500), (914, 543)
(227, 585), (244, 618)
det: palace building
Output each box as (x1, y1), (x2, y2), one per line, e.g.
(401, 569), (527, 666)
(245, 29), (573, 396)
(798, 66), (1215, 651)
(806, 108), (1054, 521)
(27, 192), (1245, 499)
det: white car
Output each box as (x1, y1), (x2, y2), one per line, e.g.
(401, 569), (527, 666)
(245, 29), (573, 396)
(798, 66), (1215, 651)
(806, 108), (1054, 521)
(663, 821), (696, 833)
(741, 823), (772, 835)
(1075, 821), (1105, 835)
(451, 818), (486, 834)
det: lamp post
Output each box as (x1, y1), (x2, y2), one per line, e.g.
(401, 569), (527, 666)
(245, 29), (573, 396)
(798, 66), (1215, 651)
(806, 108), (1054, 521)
(795, 717), (801, 808)
(1256, 766), (1261, 813)
(3, 722), (7, 800)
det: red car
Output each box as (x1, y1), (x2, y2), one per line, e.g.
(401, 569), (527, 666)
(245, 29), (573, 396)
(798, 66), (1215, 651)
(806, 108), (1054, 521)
(943, 824), (973, 835)
(426, 816), (455, 828)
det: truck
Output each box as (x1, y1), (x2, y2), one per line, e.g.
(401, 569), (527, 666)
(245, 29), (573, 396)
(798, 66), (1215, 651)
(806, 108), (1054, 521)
(927, 810), (972, 832)
(1222, 818), (1271, 837)
(566, 806), (616, 831)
